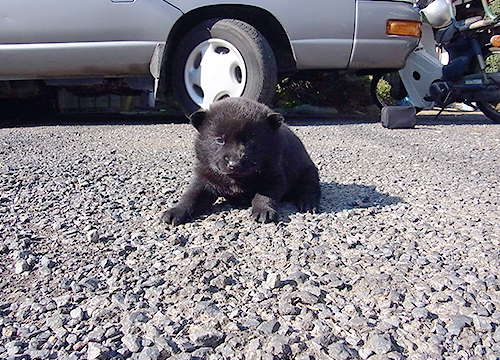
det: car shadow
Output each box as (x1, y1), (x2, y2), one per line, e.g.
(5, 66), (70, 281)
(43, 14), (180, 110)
(286, 109), (496, 127)
(1, 105), (496, 128)
(0, 110), (189, 129)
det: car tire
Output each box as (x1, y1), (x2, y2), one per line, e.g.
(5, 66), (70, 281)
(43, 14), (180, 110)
(172, 18), (277, 115)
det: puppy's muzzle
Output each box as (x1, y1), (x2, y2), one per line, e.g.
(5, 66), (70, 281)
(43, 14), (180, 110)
(222, 155), (255, 176)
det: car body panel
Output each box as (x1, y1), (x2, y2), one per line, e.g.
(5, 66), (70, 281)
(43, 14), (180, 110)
(0, 42), (159, 80)
(0, 0), (181, 80)
(0, 0), (179, 43)
(169, 0), (419, 70)
(0, 0), (420, 82)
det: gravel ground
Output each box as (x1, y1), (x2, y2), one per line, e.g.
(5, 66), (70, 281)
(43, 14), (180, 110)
(0, 111), (499, 360)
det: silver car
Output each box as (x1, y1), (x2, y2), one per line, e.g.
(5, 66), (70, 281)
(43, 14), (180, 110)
(0, 0), (421, 114)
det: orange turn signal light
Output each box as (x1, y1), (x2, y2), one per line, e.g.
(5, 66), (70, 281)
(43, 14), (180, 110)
(491, 35), (500, 47)
(386, 20), (422, 37)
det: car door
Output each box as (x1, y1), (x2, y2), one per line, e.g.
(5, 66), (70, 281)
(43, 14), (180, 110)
(0, 0), (181, 80)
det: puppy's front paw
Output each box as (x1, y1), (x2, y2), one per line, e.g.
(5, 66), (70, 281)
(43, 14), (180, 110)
(161, 207), (191, 226)
(251, 194), (278, 223)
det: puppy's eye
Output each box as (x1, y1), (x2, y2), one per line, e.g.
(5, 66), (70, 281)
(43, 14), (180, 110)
(215, 137), (225, 145)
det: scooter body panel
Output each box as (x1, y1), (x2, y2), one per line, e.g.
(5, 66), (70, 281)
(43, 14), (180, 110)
(398, 46), (443, 109)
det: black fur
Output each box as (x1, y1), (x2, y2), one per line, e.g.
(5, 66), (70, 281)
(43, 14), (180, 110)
(161, 97), (320, 224)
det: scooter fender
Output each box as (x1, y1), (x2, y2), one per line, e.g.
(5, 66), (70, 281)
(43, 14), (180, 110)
(398, 46), (443, 109)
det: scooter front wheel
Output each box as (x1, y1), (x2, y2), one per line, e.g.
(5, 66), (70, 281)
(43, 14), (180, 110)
(475, 51), (500, 123)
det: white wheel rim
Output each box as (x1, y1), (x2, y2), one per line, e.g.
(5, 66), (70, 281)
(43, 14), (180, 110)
(184, 38), (247, 109)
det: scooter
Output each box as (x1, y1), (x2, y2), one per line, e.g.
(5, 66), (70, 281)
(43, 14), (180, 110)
(371, 0), (500, 123)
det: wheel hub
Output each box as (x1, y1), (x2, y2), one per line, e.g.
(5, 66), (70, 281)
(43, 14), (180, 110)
(184, 38), (247, 109)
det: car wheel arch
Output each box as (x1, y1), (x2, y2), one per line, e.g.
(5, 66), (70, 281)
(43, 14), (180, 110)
(157, 4), (296, 101)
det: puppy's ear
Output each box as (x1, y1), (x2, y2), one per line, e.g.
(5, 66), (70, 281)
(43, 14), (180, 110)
(189, 109), (207, 130)
(267, 112), (284, 131)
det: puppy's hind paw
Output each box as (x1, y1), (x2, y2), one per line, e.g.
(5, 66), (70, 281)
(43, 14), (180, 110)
(297, 200), (319, 214)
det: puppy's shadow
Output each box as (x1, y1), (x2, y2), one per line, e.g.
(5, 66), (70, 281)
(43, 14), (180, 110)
(210, 181), (402, 223)
(278, 181), (402, 222)
(319, 181), (402, 213)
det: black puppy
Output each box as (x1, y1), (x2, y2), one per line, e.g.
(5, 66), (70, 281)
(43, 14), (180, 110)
(162, 97), (320, 225)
